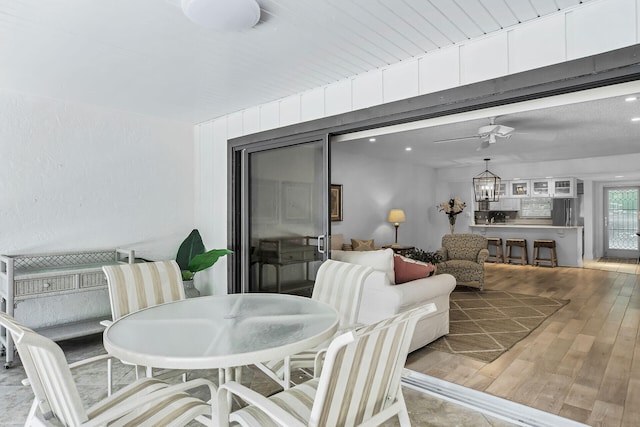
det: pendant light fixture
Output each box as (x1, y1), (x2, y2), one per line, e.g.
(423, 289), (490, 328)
(473, 158), (501, 203)
(182, 0), (260, 31)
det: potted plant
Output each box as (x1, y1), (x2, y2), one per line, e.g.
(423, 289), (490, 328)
(404, 248), (443, 275)
(176, 229), (232, 297)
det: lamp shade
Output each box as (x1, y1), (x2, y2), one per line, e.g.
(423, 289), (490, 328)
(182, 0), (260, 31)
(388, 209), (406, 224)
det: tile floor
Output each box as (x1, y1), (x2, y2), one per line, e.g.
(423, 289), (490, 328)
(0, 333), (519, 426)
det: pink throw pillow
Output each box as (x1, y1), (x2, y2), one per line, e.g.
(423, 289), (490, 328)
(393, 255), (435, 284)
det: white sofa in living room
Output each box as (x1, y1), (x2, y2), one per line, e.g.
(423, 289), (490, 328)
(332, 248), (456, 352)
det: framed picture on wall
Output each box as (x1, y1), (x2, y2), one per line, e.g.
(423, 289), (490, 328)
(330, 184), (343, 221)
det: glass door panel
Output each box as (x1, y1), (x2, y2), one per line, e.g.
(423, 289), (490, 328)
(248, 141), (326, 296)
(604, 187), (639, 258)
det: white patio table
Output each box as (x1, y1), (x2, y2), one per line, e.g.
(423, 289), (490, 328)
(103, 293), (338, 373)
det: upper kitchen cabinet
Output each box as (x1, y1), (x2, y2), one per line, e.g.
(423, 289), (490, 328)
(531, 178), (551, 197)
(552, 178), (579, 197)
(509, 177), (580, 198)
(509, 180), (530, 198)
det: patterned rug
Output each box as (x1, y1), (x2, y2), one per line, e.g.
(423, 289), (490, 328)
(426, 286), (569, 363)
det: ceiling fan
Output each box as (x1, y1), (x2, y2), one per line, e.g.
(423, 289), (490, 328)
(433, 117), (515, 150)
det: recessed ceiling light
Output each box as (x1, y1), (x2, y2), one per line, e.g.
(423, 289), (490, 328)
(615, 175), (625, 178)
(405, 147), (412, 151)
(545, 176), (553, 179)
(632, 117), (640, 122)
(369, 138), (376, 142)
(625, 96), (637, 102)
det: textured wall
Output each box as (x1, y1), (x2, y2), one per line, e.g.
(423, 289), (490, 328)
(0, 89), (194, 326)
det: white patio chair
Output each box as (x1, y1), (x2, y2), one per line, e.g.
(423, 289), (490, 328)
(218, 303), (436, 427)
(102, 260), (188, 394)
(0, 311), (216, 427)
(253, 259), (373, 389)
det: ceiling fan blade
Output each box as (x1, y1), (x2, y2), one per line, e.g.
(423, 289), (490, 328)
(512, 131), (556, 141)
(433, 135), (478, 144)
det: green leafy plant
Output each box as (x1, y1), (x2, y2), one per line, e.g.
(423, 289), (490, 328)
(404, 248), (443, 265)
(176, 229), (232, 281)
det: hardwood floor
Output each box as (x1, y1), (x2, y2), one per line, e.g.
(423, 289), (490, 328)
(406, 261), (640, 427)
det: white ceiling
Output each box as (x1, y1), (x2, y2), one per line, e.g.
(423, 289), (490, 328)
(5, 0), (638, 175)
(334, 86), (640, 173)
(0, 0), (591, 124)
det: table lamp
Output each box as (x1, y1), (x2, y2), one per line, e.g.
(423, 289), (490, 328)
(388, 209), (406, 247)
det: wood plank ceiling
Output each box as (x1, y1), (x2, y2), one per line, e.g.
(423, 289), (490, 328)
(0, 0), (590, 123)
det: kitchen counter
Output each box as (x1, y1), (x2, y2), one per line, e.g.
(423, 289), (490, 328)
(470, 224), (583, 267)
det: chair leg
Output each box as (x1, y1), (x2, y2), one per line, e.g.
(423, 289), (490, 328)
(25, 398), (42, 427)
(283, 355), (291, 390)
(107, 358), (113, 396)
(396, 390), (411, 427)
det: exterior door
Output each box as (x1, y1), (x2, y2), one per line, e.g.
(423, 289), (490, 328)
(232, 136), (329, 295)
(604, 187), (639, 258)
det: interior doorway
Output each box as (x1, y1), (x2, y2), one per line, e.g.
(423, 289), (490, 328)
(604, 187), (639, 258)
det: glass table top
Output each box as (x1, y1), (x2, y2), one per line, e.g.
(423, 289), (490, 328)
(103, 293), (338, 370)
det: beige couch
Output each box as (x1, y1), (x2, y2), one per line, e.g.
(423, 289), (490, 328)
(332, 248), (456, 352)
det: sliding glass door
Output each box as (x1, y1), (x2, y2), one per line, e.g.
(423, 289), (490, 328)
(233, 136), (329, 295)
(604, 187), (639, 258)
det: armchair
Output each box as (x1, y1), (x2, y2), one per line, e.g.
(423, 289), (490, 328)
(436, 234), (489, 291)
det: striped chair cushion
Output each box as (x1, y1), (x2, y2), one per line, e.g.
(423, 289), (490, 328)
(0, 312), (214, 427)
(103, 260), (185, 320)
(233, 305), (431, 427)
(255, 260), (373, 387)
(231, 380), (319, 426)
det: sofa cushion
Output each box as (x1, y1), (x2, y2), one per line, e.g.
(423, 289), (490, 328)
(393, 255), (435, 284)
(351, 238), (376, 251)
(332, 248), (395, 284)
(330, 234), (344, 251)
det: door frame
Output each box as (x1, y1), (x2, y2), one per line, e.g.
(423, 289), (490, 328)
(229, 132), (330, 294)
(603, 186), (640, 258)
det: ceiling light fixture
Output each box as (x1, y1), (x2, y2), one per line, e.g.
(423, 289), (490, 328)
(473, 158), (501, 203)
(625, 96), (637, 102)
(369, 138), (376, 142)
(632, 117), (640, 122)
(182, 0), (260, 31)
(405, 147), (412, 151)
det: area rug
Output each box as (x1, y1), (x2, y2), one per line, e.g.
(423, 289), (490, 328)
(426, 286), (569, 363)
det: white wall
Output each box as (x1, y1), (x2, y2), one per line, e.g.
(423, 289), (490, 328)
(330, 150), (438, 251)
(1, 89), (194, 326)
(195, 0), (640, 293)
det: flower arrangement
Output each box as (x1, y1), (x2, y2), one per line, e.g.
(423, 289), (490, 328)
(438, 197), (466, 233)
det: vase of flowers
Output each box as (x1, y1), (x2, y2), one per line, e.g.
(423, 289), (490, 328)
(438, 197), (466, 234)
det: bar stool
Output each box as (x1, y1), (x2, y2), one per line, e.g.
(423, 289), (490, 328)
(486, 237), (504, 263)
(533, 239), (558, 267)
(505, 238), (528, 265)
